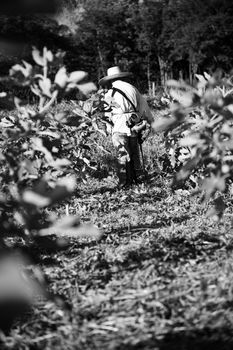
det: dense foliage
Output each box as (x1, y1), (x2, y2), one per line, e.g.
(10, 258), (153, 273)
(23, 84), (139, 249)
(70, 0), (233, 89)
(153, 72), (233, 218)
(0, 47), (103, 330)
(1, 0), (233, 91)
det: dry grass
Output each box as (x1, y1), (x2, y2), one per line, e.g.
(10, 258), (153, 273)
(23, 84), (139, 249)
(2, 174), (233, 349)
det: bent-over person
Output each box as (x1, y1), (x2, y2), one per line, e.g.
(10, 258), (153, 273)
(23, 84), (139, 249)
(99, 66), (153, 187)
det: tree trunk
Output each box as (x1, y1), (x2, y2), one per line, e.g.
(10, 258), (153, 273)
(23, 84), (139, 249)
(147, 55), (151, 93)
(96, 30), (106, 79)
(189, 61), (192, 85)
(158, 55), (167, 86)
(179, 70), (183, 81)
(188, 49), (198, 85)
(97, 43), (105, 77)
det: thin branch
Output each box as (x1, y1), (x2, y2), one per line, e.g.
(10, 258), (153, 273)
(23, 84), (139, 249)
(39, 90), (59, 115)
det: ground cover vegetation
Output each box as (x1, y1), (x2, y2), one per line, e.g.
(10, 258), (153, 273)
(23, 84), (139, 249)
(0, 0), (233, 348)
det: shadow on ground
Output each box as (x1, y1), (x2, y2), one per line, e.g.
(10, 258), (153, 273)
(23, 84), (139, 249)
(119, 328), (233, 350)
(158, 329), (233, 350)
(102, 226), (223, 265)
(67, 228), (225, 291)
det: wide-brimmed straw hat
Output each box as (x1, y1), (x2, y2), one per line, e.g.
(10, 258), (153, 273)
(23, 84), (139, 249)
(99, 66), (132, 86)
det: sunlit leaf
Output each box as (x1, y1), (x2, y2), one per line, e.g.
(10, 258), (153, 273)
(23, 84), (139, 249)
(46, 50), (53, 62)
(22, 177), (76, 208)
(39, 216), (102, 240)
(195, 74), (207, 85)
(169, 90), (193, 108)
(179, 135), (202, 147)
(32, 47), (44, 66)
(68, 71), (87, 83)
(77, 82), (97, 95)
(0, 117), (15, 128)
(54, 67), (68, 88)
(39, 131), (60, 139)
(38, 78), (52, 98)
(204, 72), (211, 81)
(49, 158), (71, 168)
(152, 116), (178, 133)
(22, 191), (51, 208)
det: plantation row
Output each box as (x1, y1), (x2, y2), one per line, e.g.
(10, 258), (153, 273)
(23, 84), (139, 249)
(0, 48), (233, 331)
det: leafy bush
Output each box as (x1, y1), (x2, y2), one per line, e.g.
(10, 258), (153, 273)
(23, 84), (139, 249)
(153, 73), (233, 215)
(0, 47), (103, 330)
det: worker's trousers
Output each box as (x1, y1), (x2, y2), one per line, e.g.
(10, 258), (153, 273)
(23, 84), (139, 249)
(112, 132), (141, 184)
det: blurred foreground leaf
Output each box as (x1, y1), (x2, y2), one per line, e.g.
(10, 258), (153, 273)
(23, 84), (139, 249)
(22, 177), (76, 208)
(0, 254), (45, 332)
(39, 216), (102, 240)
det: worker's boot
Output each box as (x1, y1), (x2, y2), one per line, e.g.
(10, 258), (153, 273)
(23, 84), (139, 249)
(125, 161), (137, 186)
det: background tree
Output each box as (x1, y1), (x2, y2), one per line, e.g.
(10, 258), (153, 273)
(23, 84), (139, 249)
(158, 0), (233, 84)
(1, 0), (233, 92)
(75, 0), (163, 90)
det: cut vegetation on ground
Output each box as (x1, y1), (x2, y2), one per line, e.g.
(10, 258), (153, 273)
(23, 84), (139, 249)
(2, 172), (233, 350)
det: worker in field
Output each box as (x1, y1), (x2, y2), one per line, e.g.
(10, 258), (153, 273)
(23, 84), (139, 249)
(99, 66), (153, 187)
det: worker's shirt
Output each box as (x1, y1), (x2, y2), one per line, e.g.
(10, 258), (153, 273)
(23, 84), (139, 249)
(104, 80), (153, 136)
